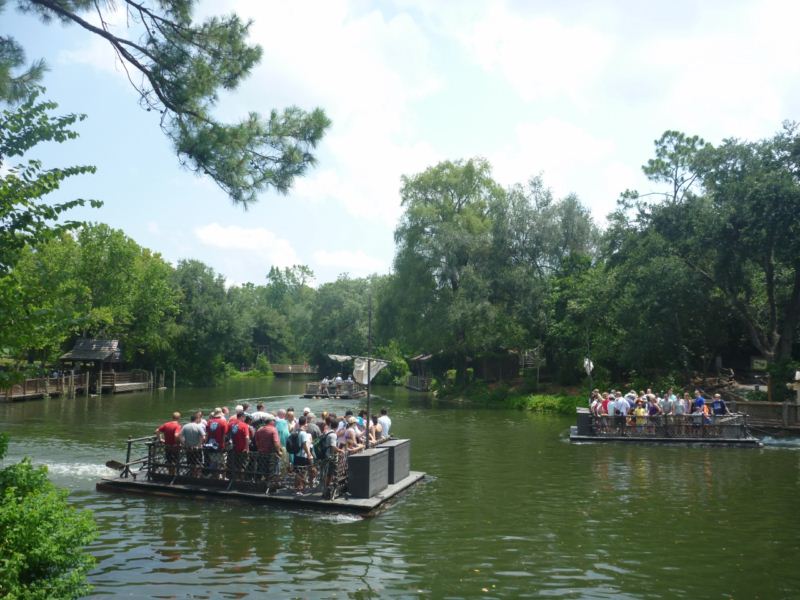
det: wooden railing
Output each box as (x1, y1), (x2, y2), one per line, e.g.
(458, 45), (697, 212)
(2, 373), (89, 401)
(406, 375), (431, 391)
(100, 370), (150, 386)
(304, 381), (364, 397)
(727, 399), (800, 427)
(587, 413), (751, 439)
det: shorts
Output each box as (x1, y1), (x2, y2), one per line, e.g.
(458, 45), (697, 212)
(294, 456), (310, 468)
(185, 447), (203, 467)
(165, 445), (180, 464)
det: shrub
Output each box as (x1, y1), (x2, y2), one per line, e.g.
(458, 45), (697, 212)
(254, 354), (274, 376)
(0, 434), (97, 599)
(744, 389), (768, 402)
(507, 394), (582, 415)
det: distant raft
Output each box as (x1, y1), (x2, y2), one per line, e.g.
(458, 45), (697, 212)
(569, 408), (762, 447)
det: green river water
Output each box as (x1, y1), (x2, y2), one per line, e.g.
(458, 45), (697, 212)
(1, 378), (799, 599)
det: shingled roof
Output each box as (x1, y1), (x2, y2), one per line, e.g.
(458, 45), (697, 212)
(61, 339), (122, 362)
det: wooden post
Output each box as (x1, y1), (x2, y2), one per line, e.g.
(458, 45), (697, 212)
(98, 366), (103, 396)
(111, 371), (116, 395)
(172, 369), (176, 389)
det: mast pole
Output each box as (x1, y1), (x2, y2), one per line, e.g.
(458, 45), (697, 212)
(366, 289), (372, 449)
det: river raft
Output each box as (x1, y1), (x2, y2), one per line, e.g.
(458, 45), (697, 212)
(569, 407), (763, 447)
(97, 437), (424, 516)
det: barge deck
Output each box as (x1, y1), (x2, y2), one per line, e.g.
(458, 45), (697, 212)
(97, 470), (425, 516)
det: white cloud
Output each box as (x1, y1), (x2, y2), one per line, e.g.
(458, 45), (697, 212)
(58, 35), (121, 75)
(312, 249), (389, 277)
(222, 0), (443, 223)
(194, 223), (299, 267)
(56, 4), (130, 77)
(446, 3), (615, 104)
(491, 117), (629, 217)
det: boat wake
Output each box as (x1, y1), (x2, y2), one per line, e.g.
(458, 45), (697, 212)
(41, 462), (118, 479)
(759, 436), (800, 449)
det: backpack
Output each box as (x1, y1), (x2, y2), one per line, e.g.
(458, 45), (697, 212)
(313, 431), (333, 460)
(286, 431), (301, 455)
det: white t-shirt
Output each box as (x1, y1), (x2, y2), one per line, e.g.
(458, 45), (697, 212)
(615, 398), (629, 416)
(299, 430), (312, 459)
(378, 415), (391, 437)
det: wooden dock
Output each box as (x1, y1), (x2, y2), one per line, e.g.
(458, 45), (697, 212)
(99, 370), (151, 393)
(406, 375), (432, 392)
(2, 373), (89, 402)
(270, 364), (318, 375)
(1, 370), (152, 402)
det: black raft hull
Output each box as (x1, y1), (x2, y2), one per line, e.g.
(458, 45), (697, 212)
(97, 470), (425, 517)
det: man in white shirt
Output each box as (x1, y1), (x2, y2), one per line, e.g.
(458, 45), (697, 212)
(378, 408), (391, 439)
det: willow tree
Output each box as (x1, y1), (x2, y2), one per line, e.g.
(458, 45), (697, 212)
(389, 158), (504, 376)
(8, 0), (330, 205)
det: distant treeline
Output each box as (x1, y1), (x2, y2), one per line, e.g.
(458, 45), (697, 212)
(3, 127), (800, 394)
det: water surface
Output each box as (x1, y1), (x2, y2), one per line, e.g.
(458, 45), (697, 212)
(1, 379), (798, 598)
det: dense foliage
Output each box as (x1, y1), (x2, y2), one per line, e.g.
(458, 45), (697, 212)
(0, 433), (97, 599)
(6, 0), (330, 205)
(4, 125), (800, 390)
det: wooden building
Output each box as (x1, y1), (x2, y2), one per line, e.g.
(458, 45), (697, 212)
(60, 339), (150, 394)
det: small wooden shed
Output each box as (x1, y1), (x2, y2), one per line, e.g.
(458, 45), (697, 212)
(60, 339), (122, 393)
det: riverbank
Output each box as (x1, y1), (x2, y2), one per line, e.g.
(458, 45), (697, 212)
(434, 380), (583, 414)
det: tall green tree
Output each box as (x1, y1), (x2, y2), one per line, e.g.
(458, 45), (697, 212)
(0, 93), (100, 384)
(307, 275), (371, 366)
(390, 158), (502, 372)
(0, 92), (99, 275)
(264, 265), (315, 360)
(171, 259), (236, 383)
(9, 0), (331, 205)
(640, 125), (800, 363)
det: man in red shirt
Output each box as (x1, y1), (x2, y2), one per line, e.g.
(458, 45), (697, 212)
(156, 412), (181, 475)
(254, 415), (281, 455)
(205, 408), (228, 479)
(254, 415), (283, 488)
(228, 415), (250, 480)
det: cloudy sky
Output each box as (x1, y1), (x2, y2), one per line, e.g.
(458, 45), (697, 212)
(5, 0), (800, 285)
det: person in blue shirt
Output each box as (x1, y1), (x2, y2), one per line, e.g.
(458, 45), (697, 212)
(693, 390), (706, 412)
(711, 393), (730, 416)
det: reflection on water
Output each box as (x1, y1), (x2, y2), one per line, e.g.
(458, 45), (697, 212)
(2, 380), (800, 598)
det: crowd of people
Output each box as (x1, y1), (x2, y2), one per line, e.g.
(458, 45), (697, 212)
(588, 387), (733, 433)
(154, 403), (393, 494)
